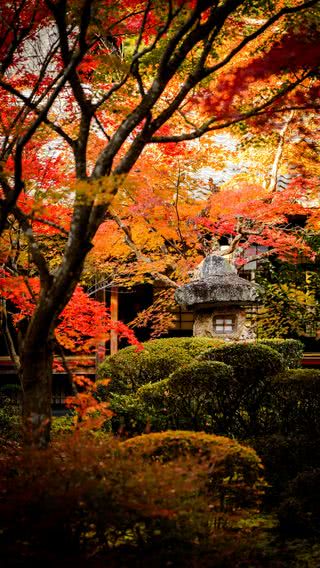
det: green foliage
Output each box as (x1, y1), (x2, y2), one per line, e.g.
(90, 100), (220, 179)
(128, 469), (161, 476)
(141, 337), (225, 357)
(197, 343), (285, 437)
(107, 392), (168, 436)
(270, 369), (320, 437)
(198, 342), (285, 383)
(123, 431), (265, 526)
(130, 344), (291, 438)
(256, 259), (320, 339)
(98, 337), (221, 394)
(248, 369), (320, 506)
(98, 345), (192, 394)
(258, 339), (304, 369)
(51, 414), (75, 437)
(137, 377), (170, 406)
(162, 361), (237, 433)
(0, 397), (21, 441)
(278, 469), (320, 537)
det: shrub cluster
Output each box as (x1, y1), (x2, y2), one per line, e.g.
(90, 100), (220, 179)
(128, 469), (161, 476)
(198, 342), (285, 382)
(97, 338), (320, 539)
(97, 337), (223, 394)
(0, 431), (265, 565)
(123, 431), (266, 525)
(128, 343), (284, 438)
(98, 343), (192, 394)
(257, 339), (304, 369)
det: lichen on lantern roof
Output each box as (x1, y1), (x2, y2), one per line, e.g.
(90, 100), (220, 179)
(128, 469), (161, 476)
(174, 255), (259, 309)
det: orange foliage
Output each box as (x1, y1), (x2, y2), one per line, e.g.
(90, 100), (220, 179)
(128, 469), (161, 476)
(65, 376), (113, 431)
(0, 272), (140, 353)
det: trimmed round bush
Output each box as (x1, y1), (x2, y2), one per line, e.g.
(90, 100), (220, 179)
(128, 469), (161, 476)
(198, 343), (285, 437)
(258, 339), (304, 369)
(198, 342), (285, 383)
(98, 337), (224, 394)
(136, 362), (238, 434)
(98, 345), (193, 393)
(165, 361), (237, 433)
(270, 368), (320, 437)
(137, 378), (170, 406)
(123, 431), (266, 524)
(141, 336), (225, 357)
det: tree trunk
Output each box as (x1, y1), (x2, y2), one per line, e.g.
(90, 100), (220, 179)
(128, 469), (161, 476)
(21, 336), (53, 448)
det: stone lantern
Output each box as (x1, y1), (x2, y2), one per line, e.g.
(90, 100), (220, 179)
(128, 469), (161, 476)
(174, 255), (259, 340)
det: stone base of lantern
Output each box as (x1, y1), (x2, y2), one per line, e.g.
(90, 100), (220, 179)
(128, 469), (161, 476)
(193, 306), (256, 341)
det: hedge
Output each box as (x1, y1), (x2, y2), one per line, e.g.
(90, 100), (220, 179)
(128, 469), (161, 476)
(269, 368), (320, 437)
(98, 345), (193, 393)
(107, 392), (169, 436)
(123, 431), (266, 526)
(257, 339), (304, 369)
(165, 361), (236, 433)
(198, 342), (285, 383)
(0, 433), (230, 562)
(98, 337), (223, 394)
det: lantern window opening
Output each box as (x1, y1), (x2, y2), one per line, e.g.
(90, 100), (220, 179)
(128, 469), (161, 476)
(214, 315), (235, 334)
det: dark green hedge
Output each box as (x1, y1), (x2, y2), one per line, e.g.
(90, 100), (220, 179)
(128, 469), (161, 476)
(198, 342), (285, 382)
(98, 345), (192, 393)
(108, 392), (169, 436)
(164, 361), (236, 433)
(258, 339), (304, 369)
(269, 368), (320, 437)
(98, 337), (222, 394)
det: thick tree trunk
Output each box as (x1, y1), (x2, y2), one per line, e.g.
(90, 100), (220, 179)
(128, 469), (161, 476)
(21, 335), (53, 448)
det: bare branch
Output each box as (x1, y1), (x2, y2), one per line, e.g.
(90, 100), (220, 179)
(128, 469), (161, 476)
(0, 80), (75, 148)
(149, 71), (313, 144)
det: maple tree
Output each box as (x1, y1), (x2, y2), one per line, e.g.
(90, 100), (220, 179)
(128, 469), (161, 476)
(1, 0), (320, 446)
(88, 109), (319, 337)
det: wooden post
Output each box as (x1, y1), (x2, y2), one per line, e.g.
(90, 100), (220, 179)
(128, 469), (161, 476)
(110, 286), (119, 355)
(95, 285), (106, 368)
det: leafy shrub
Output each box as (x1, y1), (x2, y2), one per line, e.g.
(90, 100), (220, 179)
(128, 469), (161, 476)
(0, 432), (262, 564)
(98, 337), (224, 394)
(136, 362), (238, 435)
(140, 336), (225, 357)
(164, 361), (237, 433)
(258, 339), (304, 369)
(199, 342), (285, 382)
(107, 392), (169, 436)
(250, 434), (320, 505)
(0, 396), (21, 441)
(123, 431), (266, 527)
(278, 469), (320, 537)
(51, 414), (75, 437)
(270, 369), (320, 437)
(198, 343), (285, 437)
(137, 377), (170, 406)
(98, 344), (193, 394)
